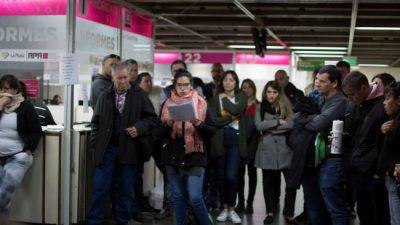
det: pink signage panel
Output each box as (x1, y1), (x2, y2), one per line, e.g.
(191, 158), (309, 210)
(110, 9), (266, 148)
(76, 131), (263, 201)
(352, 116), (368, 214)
(155, 52), (180, 64)
(21, 79), (39, 98)
(76, 0), (119, 28)
(236, 53), (290, 65)
(0, 0), (67, 16)
(123, 8), (153, 38)
(182, 52), (233, 64)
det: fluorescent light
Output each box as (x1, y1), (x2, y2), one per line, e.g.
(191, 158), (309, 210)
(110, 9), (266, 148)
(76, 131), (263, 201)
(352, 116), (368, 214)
(290, 46), (347, 50)
(294, 51), (347, 54)
(227, 45), (284, 49)
(358, 64), (389, 67)
(298, 54), (344, 58)
(356, 27), (400, 31)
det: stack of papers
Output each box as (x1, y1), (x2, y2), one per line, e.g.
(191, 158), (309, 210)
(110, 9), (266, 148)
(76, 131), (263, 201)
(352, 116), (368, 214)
(167, 100), (198, 121)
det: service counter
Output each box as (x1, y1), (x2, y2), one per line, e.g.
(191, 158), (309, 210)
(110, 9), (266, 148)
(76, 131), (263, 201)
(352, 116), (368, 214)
(9, 125), (156, 224)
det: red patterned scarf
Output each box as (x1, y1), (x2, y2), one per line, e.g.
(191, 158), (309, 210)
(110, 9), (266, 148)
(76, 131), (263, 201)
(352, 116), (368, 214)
(161, 90), (207, 154)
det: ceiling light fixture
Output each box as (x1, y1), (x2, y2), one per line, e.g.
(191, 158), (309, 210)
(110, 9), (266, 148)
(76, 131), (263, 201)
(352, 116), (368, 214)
(358, 64), (389, 67)
(294, 51), (347, 54)
(227, 45), (284, 49)
(355, 27), (400, 31)
(290, 46), (348, 50)
(298, 54), (344, 58)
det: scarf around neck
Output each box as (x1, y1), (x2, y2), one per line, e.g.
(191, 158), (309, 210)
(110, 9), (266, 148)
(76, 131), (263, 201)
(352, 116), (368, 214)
(161, 89), (207, 154)
(260, 99), (277, 120)
(0, 93), (24, 113)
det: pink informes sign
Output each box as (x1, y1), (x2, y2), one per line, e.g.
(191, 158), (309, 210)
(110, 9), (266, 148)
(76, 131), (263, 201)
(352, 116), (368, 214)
(76, 0), (119, 28)
(155, 52), (180, 64)
(123, 8), (153, 38)
(236, 53), (290, 65)
(21, 79), (40, 98)
(182, 52), (233, 64)
(0, 0), (67, 16)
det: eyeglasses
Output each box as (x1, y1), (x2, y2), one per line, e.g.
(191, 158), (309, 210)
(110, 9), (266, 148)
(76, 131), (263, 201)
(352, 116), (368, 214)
(176, 83), (191, 89)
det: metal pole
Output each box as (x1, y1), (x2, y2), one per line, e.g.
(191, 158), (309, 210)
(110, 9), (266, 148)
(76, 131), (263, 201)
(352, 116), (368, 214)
(63, 0), (76, 224)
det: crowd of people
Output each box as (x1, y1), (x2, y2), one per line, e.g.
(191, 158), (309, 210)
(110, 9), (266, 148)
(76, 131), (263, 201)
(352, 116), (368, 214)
(0, 55), (399, 225)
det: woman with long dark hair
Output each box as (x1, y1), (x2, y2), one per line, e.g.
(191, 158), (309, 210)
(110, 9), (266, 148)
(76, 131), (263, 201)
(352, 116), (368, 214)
(254, 80), (296, 225)
(235, 78), (259, 214)
(0, 74), (42, 216)
(378, 81), (400, 225)
(160, 70), (215, 225)
(210, 70), (247, 224)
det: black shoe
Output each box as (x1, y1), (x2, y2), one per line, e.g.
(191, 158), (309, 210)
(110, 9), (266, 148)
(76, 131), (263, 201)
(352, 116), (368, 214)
(285, 216), (300, 225)
(154, 209), (170, 220)
(235, 203), (245, 213)
(133, 212), (153, 223)
(294, 211), (307, 223)
(245, 204), (253, 214)
(264, 215), (274, 224)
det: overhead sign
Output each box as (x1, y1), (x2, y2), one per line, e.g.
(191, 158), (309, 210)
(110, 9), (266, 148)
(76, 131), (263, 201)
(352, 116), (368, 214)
(236, 53), (290, 65)
(0, 0), (66, 16)
(297, 60), (324, 71)
(182, 52), (233, 64)
(343, 56), (357, 66)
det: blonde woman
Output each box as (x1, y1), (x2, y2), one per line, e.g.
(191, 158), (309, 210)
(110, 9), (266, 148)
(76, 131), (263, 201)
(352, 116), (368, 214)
(254, 80), (296, 224)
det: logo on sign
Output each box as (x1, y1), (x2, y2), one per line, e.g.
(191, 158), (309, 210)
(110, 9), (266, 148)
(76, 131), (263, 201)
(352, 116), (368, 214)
(28, 53), (49, 59)
(0, 52), (9, 59)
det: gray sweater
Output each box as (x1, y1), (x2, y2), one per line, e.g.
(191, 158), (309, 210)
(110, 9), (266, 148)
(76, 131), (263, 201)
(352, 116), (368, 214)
(305, 91), (348, 132)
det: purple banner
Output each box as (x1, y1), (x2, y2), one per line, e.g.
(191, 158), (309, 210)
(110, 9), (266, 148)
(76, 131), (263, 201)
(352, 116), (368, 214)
(123, 8), (153, 38)
(76, 0), (119, 28)
(182, 52), (233, 64)
(155, 52), (180, 64)
(236, 53), (290, 65)
(0, 0), (67, 16)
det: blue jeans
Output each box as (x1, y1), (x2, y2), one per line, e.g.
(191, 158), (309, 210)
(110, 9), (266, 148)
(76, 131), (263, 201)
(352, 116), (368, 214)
(303, 159), (348, 225)
(167, 168), (209, 225)
(218, 128), (241, 207)
(385, 177), (400, 225)
(0, 152), (33, 215)
(87, 145), (139, 225)
(352, 172), (390, 225)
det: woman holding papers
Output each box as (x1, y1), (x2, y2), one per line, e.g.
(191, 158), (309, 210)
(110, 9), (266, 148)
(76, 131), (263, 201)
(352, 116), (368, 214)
(160, 70), (215, 225)
(210, 70), (247, 224)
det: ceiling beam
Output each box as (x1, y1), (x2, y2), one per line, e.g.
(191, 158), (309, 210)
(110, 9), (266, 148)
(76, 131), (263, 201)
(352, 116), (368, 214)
(351, 0), (369, 56)
(390, 57), (400, 67)
(232, 0), (288, 49)
(157, 16), (225, 47)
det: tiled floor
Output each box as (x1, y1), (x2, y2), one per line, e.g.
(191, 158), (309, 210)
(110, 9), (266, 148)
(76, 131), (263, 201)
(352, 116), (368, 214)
(136, 170), (359, 225)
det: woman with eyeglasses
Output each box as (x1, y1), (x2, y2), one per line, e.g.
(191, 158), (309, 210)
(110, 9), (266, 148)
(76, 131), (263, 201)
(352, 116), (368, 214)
(160, 70), (215, 225)
(0, 74), (42, 216)
(377, 81), (400, 225)
(210, 70), (247, 224)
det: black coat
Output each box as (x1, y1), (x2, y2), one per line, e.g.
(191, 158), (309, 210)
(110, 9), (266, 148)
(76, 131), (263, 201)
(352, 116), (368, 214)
(11, 100), (42, 153)
(377, 124), (400, 178)
(91, 85), (158, 165)
(161, 109), (216, 167)
(285, 82), (304, 106)
(344, 96), (388, 175)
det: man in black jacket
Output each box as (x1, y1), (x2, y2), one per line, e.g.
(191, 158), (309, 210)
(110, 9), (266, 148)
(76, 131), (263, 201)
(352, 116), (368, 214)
(90, 54), (121, 108)
(342, 71), (390, 225)
(275, 69), (304, 106)
(87, 62), (158, 225)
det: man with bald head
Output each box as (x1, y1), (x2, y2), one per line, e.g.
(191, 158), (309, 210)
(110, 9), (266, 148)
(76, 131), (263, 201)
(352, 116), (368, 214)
(274, 69), (304, 106)
(204, 63), (224, 100)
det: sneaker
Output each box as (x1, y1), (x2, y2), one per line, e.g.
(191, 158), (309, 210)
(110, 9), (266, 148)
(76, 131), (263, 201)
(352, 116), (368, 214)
(216, 209), (229, 222)
(235, 202), (245, 213)
(154, 208), (170, 220)
(229, 210), (242, 224)
(263, 215), (274, 224)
